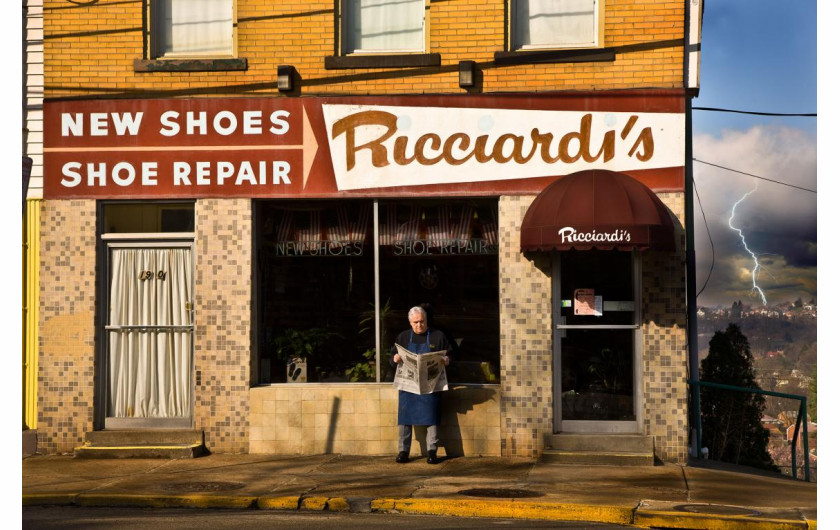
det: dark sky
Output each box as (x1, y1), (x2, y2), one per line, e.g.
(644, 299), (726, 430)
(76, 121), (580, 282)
(690, 0), (817, 307)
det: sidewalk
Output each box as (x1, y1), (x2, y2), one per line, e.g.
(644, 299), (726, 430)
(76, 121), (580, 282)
(23, 453), (817, 529)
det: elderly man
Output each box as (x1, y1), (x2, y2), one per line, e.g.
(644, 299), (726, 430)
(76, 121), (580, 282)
(390, 305), (452, 464)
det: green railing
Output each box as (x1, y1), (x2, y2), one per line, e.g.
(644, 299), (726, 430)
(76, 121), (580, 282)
(689, 380), (811, 482)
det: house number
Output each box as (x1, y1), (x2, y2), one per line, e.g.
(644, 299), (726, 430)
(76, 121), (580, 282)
(139, 270), (167, 281)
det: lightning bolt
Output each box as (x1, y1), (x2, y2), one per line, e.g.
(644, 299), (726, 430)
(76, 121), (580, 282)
(728, 183), (767, 306)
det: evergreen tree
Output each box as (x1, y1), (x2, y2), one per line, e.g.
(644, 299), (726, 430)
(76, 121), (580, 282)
(700, 323), (777, 470)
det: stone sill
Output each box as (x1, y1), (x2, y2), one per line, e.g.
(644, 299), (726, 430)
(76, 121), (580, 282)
(494, 48), (616, 65)
(134, 58), (248, 72)
(325, 53), (441, 70)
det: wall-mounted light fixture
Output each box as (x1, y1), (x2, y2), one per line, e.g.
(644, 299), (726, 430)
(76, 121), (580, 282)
(277, 65), (296, 92)
(458, 60), (476, 88)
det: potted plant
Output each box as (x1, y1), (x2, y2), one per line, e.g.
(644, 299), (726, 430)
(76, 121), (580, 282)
(347, 299), (392, 382)
(275, 327), (337, 382)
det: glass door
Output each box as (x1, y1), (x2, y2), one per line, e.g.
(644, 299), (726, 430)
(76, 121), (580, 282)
(552, 250), (641, 433)
(105, 244), (194, 429)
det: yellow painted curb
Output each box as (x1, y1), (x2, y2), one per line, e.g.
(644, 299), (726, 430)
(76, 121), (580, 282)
(806, 519), (816, 530)
(22, 493), (76, 506)
(300, 496), (329, 511)
(326, 497), (350, 512)
(76, 493), (257, 510)
(634, 510), (808, 530)
(382, 498), (633, 525)
(371, 499), (396, 511)
(257, 496), (300, 510)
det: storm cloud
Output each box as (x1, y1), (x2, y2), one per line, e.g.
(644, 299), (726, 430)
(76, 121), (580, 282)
(692, 125), (817, 307)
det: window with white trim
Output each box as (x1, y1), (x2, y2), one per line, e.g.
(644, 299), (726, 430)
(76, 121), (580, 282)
(342, 0), (425, 54)
(512, 0), (599, 50)
(152, 0), (234, 57)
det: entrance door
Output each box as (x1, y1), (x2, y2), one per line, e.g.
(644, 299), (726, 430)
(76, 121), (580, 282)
(105, 244), (194, 429)
(552, 250), (641, 433)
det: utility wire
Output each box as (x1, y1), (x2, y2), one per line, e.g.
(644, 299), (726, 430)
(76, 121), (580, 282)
(693, 179), (714, 299)
(692, 107), (816, 117)
(693, 159), (817, 193)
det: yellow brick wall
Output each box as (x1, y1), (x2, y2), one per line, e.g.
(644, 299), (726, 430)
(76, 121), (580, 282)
(44, 0), (684, 97)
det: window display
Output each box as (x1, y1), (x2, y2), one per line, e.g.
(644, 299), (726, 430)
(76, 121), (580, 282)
(255, 198), (500, 384)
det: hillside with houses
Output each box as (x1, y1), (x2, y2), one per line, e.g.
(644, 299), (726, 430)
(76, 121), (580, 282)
(697, 299), (816, 478)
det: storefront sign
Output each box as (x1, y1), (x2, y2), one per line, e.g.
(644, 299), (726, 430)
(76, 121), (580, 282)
(43, 93), (685, 199)
(44, 99), (317, 199)
(323, 105), (684, 191)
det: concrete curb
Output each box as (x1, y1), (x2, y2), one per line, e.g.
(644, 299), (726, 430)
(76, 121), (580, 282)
(633, 509), (814, 530)
(378, 498), (634, 525)
(22, 493), (815, 529)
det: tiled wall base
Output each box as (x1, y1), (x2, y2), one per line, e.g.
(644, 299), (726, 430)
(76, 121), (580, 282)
(249, 384), (501, 456)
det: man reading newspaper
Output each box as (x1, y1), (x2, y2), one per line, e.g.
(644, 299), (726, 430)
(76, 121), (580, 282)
(389, 306), (452, 464)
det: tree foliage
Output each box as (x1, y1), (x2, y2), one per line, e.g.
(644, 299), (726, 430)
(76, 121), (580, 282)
(700, 323), (777, 471)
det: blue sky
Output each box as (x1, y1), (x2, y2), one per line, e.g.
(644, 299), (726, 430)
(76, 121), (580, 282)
(690, 0), (818, 308)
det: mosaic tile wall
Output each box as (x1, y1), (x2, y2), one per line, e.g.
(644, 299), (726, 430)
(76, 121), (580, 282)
(642, 192), (689, 463)
(496, 193), (690, 463)
(249, 384), (501, 456)
(194, 199), (252, 453)
(498, 196), (554, 458)
(38, 199), (97, 454)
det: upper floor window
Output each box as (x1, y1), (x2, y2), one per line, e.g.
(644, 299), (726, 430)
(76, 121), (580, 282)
(152, 0), (233, 57)
(512, 0), (599, 50)
(342, 0), (425, 54)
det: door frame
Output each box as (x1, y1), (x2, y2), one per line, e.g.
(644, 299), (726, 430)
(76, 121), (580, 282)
(551, 251), (644, 433)
(96, 234), (196, 430)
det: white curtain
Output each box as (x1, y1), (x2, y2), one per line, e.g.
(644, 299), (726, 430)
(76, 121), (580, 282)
(157, 0), (233, 56)
(346, 0), (425, 52)
(514, 0), (596, 49)
(108, 248), (192, 419)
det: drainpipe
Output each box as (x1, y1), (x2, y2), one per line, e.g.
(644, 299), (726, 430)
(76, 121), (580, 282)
(684, 0), (702, 458)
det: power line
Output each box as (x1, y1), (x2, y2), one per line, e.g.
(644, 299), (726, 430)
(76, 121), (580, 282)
(693, 159), (817, 193)
(693, 180), (715, 299)
(692, 107), (816, 117)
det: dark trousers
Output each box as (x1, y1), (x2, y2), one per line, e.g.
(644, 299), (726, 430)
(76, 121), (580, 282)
(399, 424), (438, 453)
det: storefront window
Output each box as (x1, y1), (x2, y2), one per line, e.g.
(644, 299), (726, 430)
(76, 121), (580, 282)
(377, 200), (500, 384)
(255, 199), (500, 384)
(256, 201), (375, 383)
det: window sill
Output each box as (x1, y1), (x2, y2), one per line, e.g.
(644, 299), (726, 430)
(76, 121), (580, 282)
(325, 53), (441, 70)
(494, 48), (615, 65)
(134, 58), (248, 72)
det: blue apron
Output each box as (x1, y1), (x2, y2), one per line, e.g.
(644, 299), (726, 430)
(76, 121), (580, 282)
(397, 331), (441, 426)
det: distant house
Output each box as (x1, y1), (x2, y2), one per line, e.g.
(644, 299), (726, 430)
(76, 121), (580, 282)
(785, 422), (817, 443)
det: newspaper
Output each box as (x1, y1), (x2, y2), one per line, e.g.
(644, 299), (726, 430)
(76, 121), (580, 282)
(393, 344), (449, 395)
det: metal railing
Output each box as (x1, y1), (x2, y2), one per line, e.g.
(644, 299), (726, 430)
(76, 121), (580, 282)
(689, 380), (811, 482)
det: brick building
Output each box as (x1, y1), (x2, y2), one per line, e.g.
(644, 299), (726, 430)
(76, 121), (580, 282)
(34, 0), (702, 462)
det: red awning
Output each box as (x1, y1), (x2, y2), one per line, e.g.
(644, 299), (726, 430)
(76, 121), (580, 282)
(520, 169), (676, 252)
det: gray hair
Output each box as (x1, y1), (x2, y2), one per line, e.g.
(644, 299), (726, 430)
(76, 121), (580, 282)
(407, 306), (426, 320)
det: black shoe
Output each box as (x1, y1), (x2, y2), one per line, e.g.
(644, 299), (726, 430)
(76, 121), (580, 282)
(395, 451), (409, 463)
(426, 450), (438, 465)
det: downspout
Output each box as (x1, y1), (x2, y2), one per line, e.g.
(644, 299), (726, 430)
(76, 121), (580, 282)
(684, 0), (702, 458)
